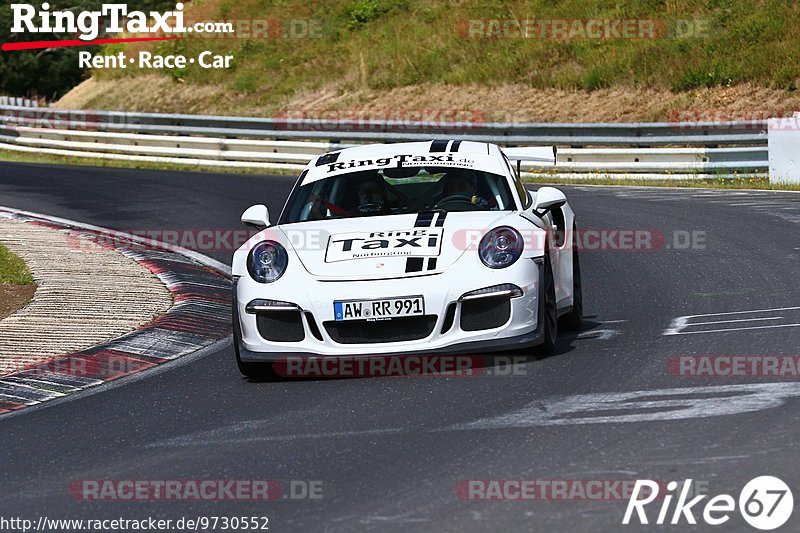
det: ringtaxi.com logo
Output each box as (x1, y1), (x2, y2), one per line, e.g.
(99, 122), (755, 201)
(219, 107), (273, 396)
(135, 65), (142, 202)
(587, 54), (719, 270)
(623, 476), (793, 530)
(10, 3), (197, 42)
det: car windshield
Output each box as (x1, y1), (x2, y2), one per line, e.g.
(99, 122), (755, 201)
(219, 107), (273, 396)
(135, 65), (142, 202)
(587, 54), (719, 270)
(280, 166), (515, 223)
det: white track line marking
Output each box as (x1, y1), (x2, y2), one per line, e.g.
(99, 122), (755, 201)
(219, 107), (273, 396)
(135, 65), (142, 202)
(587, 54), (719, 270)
(576, 329), (619, 340)
(698, 316), (783, 326)
(575, 320), (626, 340)
(145, 382), (800, 445)
(682, 306), (800, 318)
(664, 315), (689, 336)
(717, 201), (771, 206)
(668, 323), (800, 335)
(664, 306), (800, 336)
(450, 383), (800, 428)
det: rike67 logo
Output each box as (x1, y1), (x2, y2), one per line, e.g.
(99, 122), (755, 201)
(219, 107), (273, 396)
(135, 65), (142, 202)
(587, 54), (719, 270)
(623, 476), (793, 530)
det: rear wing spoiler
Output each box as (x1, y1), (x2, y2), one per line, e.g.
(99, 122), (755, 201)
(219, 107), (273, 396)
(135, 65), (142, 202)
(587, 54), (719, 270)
(503, 146), (558, 175)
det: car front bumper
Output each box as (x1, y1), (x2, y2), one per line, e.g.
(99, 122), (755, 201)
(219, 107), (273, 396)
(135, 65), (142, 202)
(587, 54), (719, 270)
(235, 259), (544, 361)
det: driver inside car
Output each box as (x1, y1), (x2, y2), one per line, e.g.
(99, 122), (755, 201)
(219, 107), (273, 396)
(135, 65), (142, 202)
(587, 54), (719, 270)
(442, 173), (492, 209)
(356, 178), (390, 214)
(308, 176), (391, 219)
(308, 191), (350, 220)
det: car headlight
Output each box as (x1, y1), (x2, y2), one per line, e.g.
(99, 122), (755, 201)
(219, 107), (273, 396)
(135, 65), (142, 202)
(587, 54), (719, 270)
(247, 241), (288, 283)
(479, 227), (523, 269)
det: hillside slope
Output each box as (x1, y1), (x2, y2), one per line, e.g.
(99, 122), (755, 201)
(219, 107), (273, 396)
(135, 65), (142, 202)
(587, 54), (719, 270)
(58, 0), (800, 121)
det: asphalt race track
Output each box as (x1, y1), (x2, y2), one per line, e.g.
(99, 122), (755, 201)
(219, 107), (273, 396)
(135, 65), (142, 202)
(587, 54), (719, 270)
(1, 161), (800, 531)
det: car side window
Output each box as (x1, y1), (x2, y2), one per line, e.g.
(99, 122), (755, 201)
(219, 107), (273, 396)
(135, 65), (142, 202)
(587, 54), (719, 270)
(502, 154), (531, 209)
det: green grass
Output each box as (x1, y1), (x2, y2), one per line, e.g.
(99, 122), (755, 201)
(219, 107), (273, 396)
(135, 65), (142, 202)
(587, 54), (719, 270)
(523, 174), (800, 191)
(0, 149), (296, 176)
(0, 244), (34, 285)
(94, 0), (800, 106)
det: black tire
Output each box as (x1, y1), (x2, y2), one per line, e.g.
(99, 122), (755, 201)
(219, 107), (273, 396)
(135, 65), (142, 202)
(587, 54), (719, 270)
(537, 255), (559, 355)
(233, 292), (276, 379)
(560, 241), (583, 331)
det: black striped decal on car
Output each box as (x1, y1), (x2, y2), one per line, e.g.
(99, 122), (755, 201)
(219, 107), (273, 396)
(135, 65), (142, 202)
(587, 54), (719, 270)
(430, 140), (463, 153)
(406, 211), (447, 273)
(414, 211), (435, 228)
(406, 257), (425, 273)
(430, 140), (450, 153)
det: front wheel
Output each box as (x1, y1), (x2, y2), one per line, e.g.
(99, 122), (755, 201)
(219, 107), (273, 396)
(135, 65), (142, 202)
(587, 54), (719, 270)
(537, 255), (559, 355)
(560, 243), (583, 331)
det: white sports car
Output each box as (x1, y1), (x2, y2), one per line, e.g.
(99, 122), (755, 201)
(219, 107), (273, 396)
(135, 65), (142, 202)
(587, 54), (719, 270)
(232, 140), (582, 377)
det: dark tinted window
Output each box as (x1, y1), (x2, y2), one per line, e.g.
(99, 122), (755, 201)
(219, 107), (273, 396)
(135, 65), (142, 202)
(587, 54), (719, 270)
(281, 166), (515, 223)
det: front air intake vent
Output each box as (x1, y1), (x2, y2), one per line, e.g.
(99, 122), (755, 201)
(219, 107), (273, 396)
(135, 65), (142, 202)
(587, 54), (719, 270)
(460, 296), (511, 332)
(324, 316), (437, 344)
(256, 311), (305, 342)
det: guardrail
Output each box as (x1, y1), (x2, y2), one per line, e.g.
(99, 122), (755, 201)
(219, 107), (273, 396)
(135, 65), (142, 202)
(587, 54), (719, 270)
(0, 97), (45, 108)
(0, 105), (769, 179)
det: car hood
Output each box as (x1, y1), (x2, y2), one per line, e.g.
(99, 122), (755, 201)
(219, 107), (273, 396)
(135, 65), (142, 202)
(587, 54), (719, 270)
(279, 212), (514, 280)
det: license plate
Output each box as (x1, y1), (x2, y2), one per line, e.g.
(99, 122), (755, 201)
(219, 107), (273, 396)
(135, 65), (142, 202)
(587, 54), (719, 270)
(334, 296), (425, 321)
